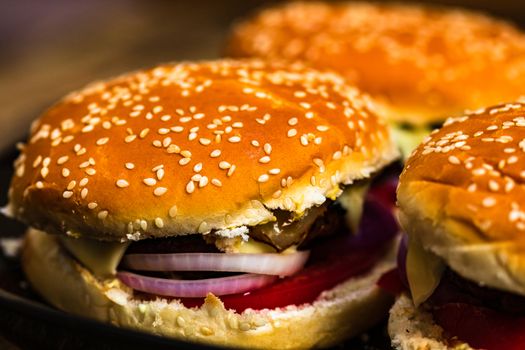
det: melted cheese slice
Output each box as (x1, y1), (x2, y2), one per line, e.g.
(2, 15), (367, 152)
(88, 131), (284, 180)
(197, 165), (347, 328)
(406, 236), (445, 306)
(337, 181), (370, 234)
(59, 236), (129, 277)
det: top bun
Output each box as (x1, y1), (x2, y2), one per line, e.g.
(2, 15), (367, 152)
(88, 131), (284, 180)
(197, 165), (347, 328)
(226, 2), (525, 125)
(6, 59), (397, 241)
(398, 100), (525, 296)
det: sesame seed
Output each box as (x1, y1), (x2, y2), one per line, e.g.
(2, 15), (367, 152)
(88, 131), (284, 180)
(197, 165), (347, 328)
(228, 136), (241, 143)
(211, 178), (222, 187)
(251, 140), (260, 147)
(96, 137), (109, 146)
(227, 165), (236, 177)
(288, 117), (298, 126)
(199, 138), (211, 145)
(88, 202), (97, 209)
(154, 187), (168, 196)
(125, 135), (137, 143)
(81, 188), (88, 199)
(448, 155), (461, 165)
(98, 210), (108, 220)
(258, 174), (269, 183)
(482, 197), (496, 208)
(305, 112), (314, 119)
(36, 181), (44, 189)
(41, 167), (49, 178)
(263, 143), (272, 154)
(116, 179), (129, 188)
(67, 180), (76, 190)
(63, 191), (73, 199)
(143, 178), (157, 186)
(82, 124), (94, 133)
(259, 156), (271, 164)
(210, 149), (221, 158)
(155, 217), (164, 228)
(193, 163), (203, 172)
(199, 176), (209, 187)
(181, 150), (192, 158)
(316, 125), (329, 132)
(269, 168), (280, 175)
(186, 181), (195, 194)
(79, 178), (88, 187)
(162, 137), (172, 147)
(488, 180), (500, 192)
(62, 168), (70, 177)
(125, 163), (135, 170)
(32, 156), (42, 168)
(169, 205), (178, 218)
(287, 129), (297, 137)
(179, 158), (191, 166)
(300, 135), (308, 146)
(157, 168), (165, 180)
(313, 158), (325, 173)
(219, 161), (231, 169)
(57, 156), (69, 165)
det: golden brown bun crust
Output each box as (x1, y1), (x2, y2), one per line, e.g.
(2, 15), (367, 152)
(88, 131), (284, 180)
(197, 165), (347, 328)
(7, 59), (397, 241)
(388, 294), (473, 350)
(22, 229), (395, 349)
(399, 101), (525, 296)
(226, 2), (525, 125)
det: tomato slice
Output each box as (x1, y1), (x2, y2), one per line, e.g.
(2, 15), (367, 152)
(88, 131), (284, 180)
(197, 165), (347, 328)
(432, 302), (525, 350)
(179, 244), (384, 311)
(376, 268), (404, 296)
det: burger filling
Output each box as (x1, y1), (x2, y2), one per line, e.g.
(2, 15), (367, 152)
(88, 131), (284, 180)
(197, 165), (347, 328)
(59, 178), (398, 312)
(398, 237), (525, 350)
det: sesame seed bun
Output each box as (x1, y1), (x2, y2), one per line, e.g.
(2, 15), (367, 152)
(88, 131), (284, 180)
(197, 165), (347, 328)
(398, 101), (525, 297)
(5, 59), (397, 241)
(226, 2), (525, 126)
(388, 294), (472, 350)
(22, 228), (396, 349)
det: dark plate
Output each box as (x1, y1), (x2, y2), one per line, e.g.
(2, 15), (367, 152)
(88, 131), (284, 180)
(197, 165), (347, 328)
(0, 150), (391, 350)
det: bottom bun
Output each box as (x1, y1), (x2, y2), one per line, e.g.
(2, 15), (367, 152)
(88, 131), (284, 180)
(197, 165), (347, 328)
(22, 229), (395, 349)
(388, 294), (473, 350)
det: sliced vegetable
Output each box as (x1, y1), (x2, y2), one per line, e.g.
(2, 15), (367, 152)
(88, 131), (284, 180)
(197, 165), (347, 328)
(118, 272), (277, 298)
(433, 302), (525, 350)
(121, 250), (310, 276)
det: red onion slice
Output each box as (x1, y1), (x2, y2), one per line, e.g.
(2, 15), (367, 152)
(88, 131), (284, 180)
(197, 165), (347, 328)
(121, 250), (310, 276)
(117, 271), (277, 297)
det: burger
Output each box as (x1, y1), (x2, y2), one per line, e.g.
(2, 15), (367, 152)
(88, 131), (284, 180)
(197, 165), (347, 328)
(4, 59), (400, 349)
(225, 2), (525, 157)
(391, 101), (525, 350)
